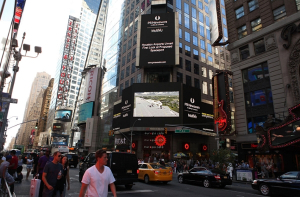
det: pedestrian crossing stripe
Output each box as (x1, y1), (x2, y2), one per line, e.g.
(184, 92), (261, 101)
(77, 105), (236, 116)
(109, 190), (154, 194)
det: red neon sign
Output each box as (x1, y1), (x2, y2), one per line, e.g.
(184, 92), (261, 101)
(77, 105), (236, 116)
(154, 135), (167, 146)
(251, 143), (258, 148)
(184, 143), (190, 150)
(132, 143), (136, 149)
(202, 145), (208, 151)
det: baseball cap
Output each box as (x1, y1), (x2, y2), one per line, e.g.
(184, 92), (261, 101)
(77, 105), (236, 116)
(6, 155), (12, 160)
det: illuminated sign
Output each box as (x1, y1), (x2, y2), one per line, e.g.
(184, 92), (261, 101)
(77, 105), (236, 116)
(137, 12), (179, 67)
(54, 109), (72, 122)
(57, 16), (79, 107)
(14, 0), (26, 33)
(183, 142), (190, 151)
(52, 123), (64, 131)
(201, 144), (208, 152)
(154, 135), (167, 146)
(143, 134), (170, 150)
(78, 102), (94, 124)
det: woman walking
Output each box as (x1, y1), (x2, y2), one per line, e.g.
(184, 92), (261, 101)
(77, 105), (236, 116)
(26, 155), (33, 180)
(56, 155), (70, 197)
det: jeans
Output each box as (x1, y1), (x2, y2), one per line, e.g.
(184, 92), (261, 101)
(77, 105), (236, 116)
(7, 169), (15, 194)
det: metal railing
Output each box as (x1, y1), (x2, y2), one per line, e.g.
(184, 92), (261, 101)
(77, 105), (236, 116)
(0, 179), (13, 197)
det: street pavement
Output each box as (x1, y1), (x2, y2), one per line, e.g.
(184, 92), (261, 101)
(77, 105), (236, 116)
(14, 165), (264, 197)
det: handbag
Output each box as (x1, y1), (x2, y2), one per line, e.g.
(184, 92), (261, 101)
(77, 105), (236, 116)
(30, 176), (41, 197)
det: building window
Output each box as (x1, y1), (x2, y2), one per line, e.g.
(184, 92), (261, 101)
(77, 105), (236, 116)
(273, 5), (286, 21)
(206, 29), (211, 40)
(194, 78), (200, 89)
(185, 45), (191, 56)
(205, 16), (210, 27)
(221, 7), (226, 15)
(221, 0), (225, 6)
(131, 62), (136, 74)
(193, 36), (198, 46)
(194, 63), (199, 75)
(251, 18), (262, 32)
(185, 32), (191, 42)
(222, 17), (227, 26)
(126, 66), (130, 77)
(202, 67), (207, 77)
(200, 40), (205, 50)
(185, 60), (191, 72)
(125, 80), (129, 88)
(121, 69), (125, 80)
(245, 88), (273, 107)
(237, 25), (247, 39)
(177, 72), (183, 82)
(248, 0), (259, 12)
(242, 62), (269, 83)
(205, 5), (209, 14)
(132, 48), (136, 59)
(119, 83), (123, 97)
(239, 45), (250, 60)
(202, 81), (208, 94)
(247, 115), (268, 134)
(192, 0), (196, 5)
(199, 12), (204, 23)
(198, 1), (203, 9)
(192, 20), (197, 33)
(184, 16), (190, 29)
(254, 39), (266, 54)
(131, 77), (135, 85)
(176, 0), (181, 10)
(127, 51), (131, 63)
(200, 25), (205, 37)
(179, 13), (182, 24)
(179, 28), (182, 38)
(201, 53), (206, 62)
(179, 42), (182, 53)
(210, 84), (213, 96)
(193, 49), (199, 60)
(207, 43), (212, 53)
(297, 0), (300, 10)
(184, 3), (189, 14)
(137, 73), (142, 83)
(179, 57), (183, 68)
(192, 7), (197, 18)
(223, 28), (228, 38)
(208, 56), (213, 65)
(235, 6), (244, 19)
(230, 91), (234, 103)
(209, 70), (213, 79)
(186, 75), (192, 86)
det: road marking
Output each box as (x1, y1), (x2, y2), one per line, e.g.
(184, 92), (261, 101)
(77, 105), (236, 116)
(75, 175), (79, 177)
(109, 190), (154, 194)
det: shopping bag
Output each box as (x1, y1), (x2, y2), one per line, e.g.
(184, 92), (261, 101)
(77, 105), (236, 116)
(29, 177), (41, 197)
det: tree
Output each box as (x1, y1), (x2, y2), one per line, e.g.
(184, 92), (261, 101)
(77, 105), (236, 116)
(210, 148), (235, 172)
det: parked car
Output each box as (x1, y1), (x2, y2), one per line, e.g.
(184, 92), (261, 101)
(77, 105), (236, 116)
(251, 171), (300, 196)
(138, 163), (173, 184)
(65, 153), (79, 168)
(79, 152), (138, 189)
(178, 167), (232, 188)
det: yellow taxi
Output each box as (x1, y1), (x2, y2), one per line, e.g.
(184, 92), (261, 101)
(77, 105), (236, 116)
(138, 163), (173, 184)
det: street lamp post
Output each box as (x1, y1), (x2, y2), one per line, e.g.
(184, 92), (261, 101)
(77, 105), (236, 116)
(130, 119), (141, 153)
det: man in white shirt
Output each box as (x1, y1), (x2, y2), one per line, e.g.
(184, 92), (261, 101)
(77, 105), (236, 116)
(79, 150), (117, 197)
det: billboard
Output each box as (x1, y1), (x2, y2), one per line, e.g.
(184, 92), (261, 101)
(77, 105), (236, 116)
(78, 102), (94, 124)
(83, 68), (99, 103)
(57, 16), (79, 107)
(54, 109), (72, 122)
(51, 133), (68, 146)
(52, 123), (64, 132)
(14, 0), (26, 33)
(134, 91), (179, 117)
(85, 118), (94, 147)
(137, 12), (179, 67)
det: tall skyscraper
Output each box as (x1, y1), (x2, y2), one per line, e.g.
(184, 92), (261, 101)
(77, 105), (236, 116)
(75, 0), (231, 154)
(16, 72), (51, 147)
(47, 0), (104, 145)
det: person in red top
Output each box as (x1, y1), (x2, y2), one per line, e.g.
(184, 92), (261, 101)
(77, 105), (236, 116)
(8, 150), (18, 193)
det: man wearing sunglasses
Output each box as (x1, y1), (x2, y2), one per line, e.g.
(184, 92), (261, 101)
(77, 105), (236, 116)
(42, 151), (63, 197)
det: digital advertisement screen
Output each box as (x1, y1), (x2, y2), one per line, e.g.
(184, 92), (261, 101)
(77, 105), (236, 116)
(270, 120), (300, 146)
(78, 102), (94, 124)
(55, 110), (72, 122)
(51, 134), (68, 146)
(134, 91), (179, 117)
(138, 12), (177, 67)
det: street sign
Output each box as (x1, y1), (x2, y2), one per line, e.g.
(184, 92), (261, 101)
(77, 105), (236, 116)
(0, 97), (18, 103)
(175, 129), (190, 133)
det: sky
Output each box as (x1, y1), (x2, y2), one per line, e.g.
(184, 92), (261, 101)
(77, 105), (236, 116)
(5, 0), (82, 149)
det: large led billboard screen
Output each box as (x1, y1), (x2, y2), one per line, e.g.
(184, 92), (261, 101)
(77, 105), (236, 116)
(78, 102), (94, 124)
(134, 91), (179, 117)
(54, 110), (72, 122)
(137, 12), (178, 67)
(270, 121), (300, 146)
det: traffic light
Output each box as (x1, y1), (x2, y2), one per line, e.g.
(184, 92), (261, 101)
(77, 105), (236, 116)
(109, 130), (114, 136)
(164, 127), (167, 134)
(35, 122), (38, 129)
(109, 130), (112, 136)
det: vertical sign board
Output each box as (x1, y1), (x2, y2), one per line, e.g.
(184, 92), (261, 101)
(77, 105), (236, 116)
(14, 0), (26, 33)
(57, 16), (79, 107)
(112, 103), (122, 131)
(209, 0), (223, 46)
(85, 118), (93, 147)
(182, 84), (202, 128)
(137, 12), (179, 67)
(83, 68), (99, 103)
(120, 86), (133, 129)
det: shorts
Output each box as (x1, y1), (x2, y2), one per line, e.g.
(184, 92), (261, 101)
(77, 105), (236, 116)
(3, 173), (15, 184)
(43, 187), (55, 197)
(27, 166), (32, 169)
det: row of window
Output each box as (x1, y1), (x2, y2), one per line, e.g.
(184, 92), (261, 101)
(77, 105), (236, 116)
(120, 62), (138, 80)
(179, 43), (214, 65)
(178, 57), (214, 78)
(239, 38), (266, 60)
(237, 4), (287, 39)
(119, 73), (142, 96)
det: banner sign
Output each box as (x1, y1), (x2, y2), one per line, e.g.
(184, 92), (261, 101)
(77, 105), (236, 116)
(83, 68), (99, 103)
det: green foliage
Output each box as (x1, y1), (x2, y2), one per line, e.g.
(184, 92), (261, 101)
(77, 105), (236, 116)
(210, 148), (235, 172)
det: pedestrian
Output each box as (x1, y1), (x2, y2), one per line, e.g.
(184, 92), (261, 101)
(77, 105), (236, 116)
(79, 150), (117, 197)
(26, 155), (33, 180)
(0, 155), (15, 194)
(7, 150), (18, 193)
(42, 151), (63, 197)
(174, 161), (177, 173)
(37, 150), (53, 197)
(55, 155), (70, 197)
(16, 155), (23, 182)
(227, 163), (233, 179)
(33, 151), (43, 178)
